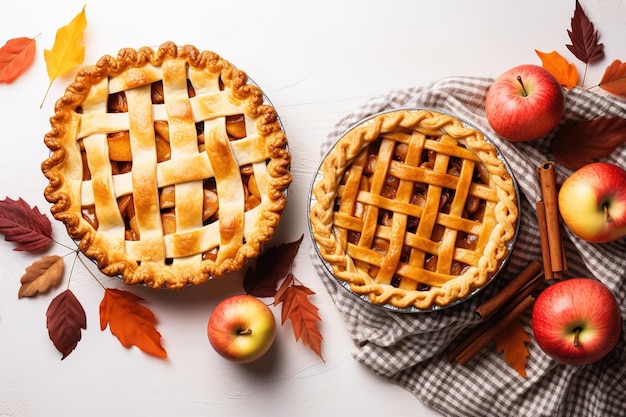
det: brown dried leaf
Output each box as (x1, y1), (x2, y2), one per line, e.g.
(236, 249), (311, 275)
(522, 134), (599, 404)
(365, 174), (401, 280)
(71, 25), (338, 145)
(244, 234), (304, 297)
(494, 318), (531, 378)
(18, 255), (64, 298)
(551, 117), (626, 170)
(46, 289), (87, 360)
(566, 0), (604, 64)
(599, 59), (626, 97)
(0, 197), (52, 252)
(100, 288), (167, 359)
(275, 274), (324, 360)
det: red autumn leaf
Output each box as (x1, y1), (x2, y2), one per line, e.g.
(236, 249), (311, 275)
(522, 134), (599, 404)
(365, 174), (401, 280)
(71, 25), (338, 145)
(100, 288), (167, 359)
(18, 255), (64, 298)
(275, 274), (324, 360)
(551, 117), (626, 170)
(46, 289), (87, 360)
(244, 234), (304, 297)
(494, 317), (531, 378)
(0, 36), (37, 83)
(0, 197), (52, 252)
(599, 59), (626, 98)
(536, 49), (578, 89)
(566, 0), (604, 64)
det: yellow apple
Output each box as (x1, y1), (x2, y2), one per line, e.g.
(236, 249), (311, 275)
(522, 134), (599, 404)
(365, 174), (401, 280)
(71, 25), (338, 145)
(558, 162), (626, 243)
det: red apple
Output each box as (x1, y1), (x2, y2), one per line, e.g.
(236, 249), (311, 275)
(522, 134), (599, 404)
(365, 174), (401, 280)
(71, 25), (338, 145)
(558, 162), (626, 243)
(485, 64), (565, 142)
(531, 278), (621, 366)
(207, 295), (276, 363)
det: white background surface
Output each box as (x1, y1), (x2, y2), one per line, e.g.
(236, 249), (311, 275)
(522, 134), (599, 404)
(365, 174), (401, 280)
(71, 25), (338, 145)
(0, 1), (623, 416)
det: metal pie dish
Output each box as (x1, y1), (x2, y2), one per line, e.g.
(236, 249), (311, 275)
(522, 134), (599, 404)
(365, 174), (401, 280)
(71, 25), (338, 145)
(308, 108), (520, 313)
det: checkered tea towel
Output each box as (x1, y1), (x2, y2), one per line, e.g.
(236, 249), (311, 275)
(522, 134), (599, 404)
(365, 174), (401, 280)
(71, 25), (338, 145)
(310, 77), (626, 417)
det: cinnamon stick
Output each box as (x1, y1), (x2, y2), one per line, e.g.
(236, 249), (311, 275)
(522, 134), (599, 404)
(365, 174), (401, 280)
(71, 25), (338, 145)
(536, 201), (553, 280)
(445, 261), (544, 363)
(454, 295), (535, 365)
(536, 161), (566, 278)
(476, 260), (542, 321)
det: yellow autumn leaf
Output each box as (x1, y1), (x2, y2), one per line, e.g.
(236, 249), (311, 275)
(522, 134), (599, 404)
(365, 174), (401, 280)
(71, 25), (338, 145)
(41, 5), (87, 107)
(536, 49), (578, 89)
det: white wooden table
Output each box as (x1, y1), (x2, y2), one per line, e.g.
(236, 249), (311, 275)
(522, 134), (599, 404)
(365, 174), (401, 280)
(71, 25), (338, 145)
(0, 1), (622, 415)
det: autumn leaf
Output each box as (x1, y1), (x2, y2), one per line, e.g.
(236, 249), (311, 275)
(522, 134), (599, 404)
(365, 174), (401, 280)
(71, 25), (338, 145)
(0, 36), (37, 83)
(0, 197), (52, 252)
(46, 289), (87, 360)
(536, 50), (578, 89)
(41, 5), (87, 107)
(18, 255), (64, 298)
(494, 318), (531, 378)
(551, 117), (626, 170)
(100, 288), (167, 359)
(275, 274), (324, 360)
(566, 0), (604, 64)
(599, 59), (626, 98)
(244, 234), (304, 297)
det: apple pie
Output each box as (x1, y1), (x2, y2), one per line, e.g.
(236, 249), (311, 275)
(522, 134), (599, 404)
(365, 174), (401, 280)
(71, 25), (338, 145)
(42, 42), (292, 289)
(309, 109), (518, 309)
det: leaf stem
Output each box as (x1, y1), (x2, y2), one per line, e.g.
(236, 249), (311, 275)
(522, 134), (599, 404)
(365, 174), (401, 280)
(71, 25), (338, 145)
(75, 252), (107, 290)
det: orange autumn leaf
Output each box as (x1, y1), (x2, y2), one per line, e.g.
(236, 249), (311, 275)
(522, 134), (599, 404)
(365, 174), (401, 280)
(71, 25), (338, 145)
(599, 59), (626, 98)
(41, 5), (87, 107)
(275, 274), (324, 360)
(0, 36), (37, 83)
(536, 50), (578, 89)
(100, 288), (167, 359)
(494, 318), (531, 378)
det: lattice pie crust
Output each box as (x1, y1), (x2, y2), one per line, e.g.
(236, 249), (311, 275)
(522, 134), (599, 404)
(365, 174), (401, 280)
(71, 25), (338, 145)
(310, 109), (517, 309)
(42, 42), (292, 289)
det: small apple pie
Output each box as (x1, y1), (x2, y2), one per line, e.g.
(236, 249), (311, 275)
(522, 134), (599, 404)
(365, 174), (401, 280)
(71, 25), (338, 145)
(42, 42), (292, 289)
(309, 109), (518, 309)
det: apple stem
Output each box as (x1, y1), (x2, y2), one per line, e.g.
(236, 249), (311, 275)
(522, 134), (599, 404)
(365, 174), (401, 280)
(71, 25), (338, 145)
(238, 328), (253, 336)
(573, 327), (581, 348)
(603, 203), (613, 223)
(516, 76), (528, 97)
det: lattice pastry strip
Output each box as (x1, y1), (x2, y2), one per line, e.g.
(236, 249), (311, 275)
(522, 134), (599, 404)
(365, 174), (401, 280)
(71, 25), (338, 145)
(42, 42), (291, 289)
(310, 109), (517, 309)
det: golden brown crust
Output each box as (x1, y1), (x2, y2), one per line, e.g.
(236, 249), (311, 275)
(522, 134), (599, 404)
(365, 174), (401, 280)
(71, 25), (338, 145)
(42, 41), (291, 289)
(309, 109), (517, 309)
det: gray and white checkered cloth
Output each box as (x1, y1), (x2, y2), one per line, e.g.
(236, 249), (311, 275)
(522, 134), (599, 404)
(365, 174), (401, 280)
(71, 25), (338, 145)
(311, 77), (626, 417)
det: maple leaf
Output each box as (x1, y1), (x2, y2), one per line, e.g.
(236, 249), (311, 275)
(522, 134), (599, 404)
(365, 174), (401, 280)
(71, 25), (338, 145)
(99, 288), (167, 359)
(599, 59), (626, 98)
(0, 36), (37, 83)
(275, 273), (324, 360)
(41, 5), (87, 107)
(566, 0), (604, 64)
(18, 255), (64, 298)
(494, 318), (531, 378)
(46, 289), (87, 360)
(536, 50), (578, 89)
(244, 234), (304, 297)
(0, 197), (52, 252)
(551, 117), (626, 170)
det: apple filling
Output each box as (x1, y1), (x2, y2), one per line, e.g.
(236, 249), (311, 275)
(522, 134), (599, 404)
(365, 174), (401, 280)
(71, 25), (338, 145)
(77, 79), (261, 263)
(336, 135), (489, 291)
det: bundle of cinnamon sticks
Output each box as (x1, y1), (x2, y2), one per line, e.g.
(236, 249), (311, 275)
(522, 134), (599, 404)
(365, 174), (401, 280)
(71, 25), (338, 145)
(445, 161), (569, 365)
(536, 161), (568, 279)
